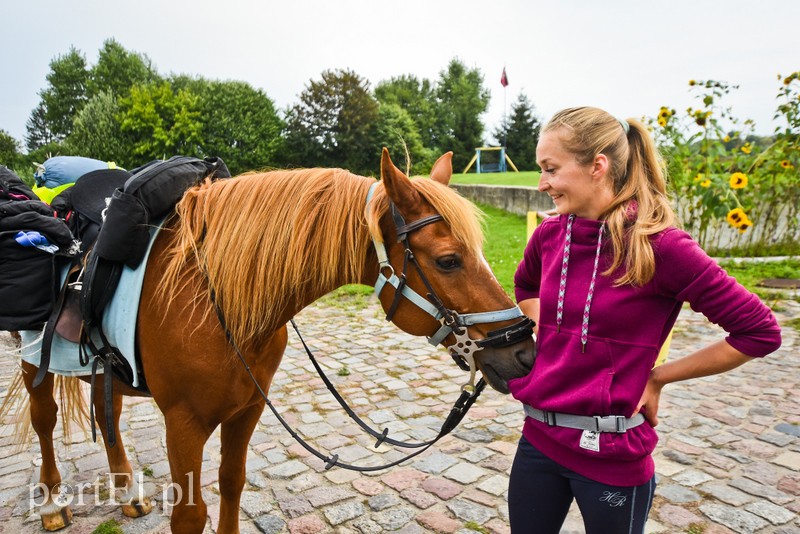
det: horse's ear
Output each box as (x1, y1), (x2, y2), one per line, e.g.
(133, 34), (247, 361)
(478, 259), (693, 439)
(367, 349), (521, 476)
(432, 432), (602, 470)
(429, 152), (453, 186)
(381, 148), (421, 217)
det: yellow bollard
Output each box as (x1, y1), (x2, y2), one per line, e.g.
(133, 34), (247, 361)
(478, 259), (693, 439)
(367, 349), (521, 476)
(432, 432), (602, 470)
(654, 329), (673, 367)
(527, 211), (539, 240)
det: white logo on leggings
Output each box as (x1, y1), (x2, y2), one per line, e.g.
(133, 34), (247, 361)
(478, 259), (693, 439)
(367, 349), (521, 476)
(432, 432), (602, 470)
(600, 491), (627, 507)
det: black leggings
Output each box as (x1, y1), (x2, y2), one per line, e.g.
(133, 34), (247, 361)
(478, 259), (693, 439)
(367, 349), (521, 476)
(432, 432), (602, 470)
(508, 436), (656, 534)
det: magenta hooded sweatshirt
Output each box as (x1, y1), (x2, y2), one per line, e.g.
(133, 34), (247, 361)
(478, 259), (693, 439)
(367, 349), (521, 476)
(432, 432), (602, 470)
(510, 215), (782, 486)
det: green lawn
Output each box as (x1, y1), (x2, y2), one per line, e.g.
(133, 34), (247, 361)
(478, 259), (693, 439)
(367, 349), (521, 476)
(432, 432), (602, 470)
(451, 171), (540, 187)
(719, 259), (800, 304)
(477, 202), (527, 296)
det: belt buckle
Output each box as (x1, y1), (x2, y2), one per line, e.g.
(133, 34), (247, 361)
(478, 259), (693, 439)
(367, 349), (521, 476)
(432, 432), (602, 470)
(543, 411), (557, 426)
(594, 415), (626, 433)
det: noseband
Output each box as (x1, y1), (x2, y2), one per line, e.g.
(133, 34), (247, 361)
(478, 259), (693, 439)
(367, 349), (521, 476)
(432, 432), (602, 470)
(366, 182), (533, 391)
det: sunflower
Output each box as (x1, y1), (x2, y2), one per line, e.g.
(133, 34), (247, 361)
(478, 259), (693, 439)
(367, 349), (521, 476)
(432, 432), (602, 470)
(729, 172), (748, 189)
(658, 118), (667, 127)
(693, 173), (705, 182)
(726, 208), (747, 228)
(689, 80), (696, 86)
(723, 135), (731, 143)
(741, 143), (752, 154)
(780, 160), (794, 169)
(738, 218), (752, 233)
(700, 179), (711, 188)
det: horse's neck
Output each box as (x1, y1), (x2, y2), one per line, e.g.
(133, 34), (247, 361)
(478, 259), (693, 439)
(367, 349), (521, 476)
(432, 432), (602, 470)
(290, 239), (381, 315)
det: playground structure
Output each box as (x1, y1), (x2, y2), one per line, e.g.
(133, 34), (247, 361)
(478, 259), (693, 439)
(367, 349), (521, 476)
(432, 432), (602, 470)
(462, 146), (519, 174)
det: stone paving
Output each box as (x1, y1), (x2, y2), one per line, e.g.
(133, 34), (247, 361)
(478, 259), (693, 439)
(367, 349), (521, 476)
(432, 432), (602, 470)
(0, 295), (798, 534)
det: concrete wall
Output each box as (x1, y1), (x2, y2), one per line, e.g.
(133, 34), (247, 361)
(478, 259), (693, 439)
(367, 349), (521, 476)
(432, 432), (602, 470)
(450, 184), (554, 216)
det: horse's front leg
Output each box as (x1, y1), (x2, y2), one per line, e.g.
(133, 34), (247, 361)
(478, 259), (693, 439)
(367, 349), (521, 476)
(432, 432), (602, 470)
(217, 326), (288, 534)
(164, 408), (213, 534)
(217, 402), (264, 533)
(90, 374), (152, 518)
(21, 361), (72, 531)
(217, 328), (287, 533)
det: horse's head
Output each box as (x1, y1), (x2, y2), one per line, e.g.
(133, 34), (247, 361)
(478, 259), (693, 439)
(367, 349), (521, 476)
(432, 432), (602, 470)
(366, 149), (535, 394)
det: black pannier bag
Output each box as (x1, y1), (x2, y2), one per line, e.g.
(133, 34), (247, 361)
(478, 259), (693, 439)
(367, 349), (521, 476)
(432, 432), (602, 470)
(82, 156), (230, 327)
(51, 168), (132, 254)
(0, 166), (76, 331)
(92, 156), (231, 268)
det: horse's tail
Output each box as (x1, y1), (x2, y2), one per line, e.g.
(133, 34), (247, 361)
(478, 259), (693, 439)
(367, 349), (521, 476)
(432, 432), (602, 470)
(0, 368), (90, 450)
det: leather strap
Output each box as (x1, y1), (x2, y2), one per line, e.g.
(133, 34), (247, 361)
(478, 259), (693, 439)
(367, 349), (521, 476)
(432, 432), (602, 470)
(34, 260), (77, 388)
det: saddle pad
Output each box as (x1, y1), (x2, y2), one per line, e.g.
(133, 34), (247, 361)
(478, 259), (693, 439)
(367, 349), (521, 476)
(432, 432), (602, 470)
(20, 220), (164, 387)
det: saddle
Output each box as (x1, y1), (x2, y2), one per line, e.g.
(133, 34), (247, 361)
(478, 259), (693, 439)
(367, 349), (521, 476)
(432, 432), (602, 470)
(38, 156), (232, 389)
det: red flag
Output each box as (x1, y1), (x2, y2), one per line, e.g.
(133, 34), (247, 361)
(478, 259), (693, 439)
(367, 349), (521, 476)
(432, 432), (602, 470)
(500, 67), (509, 88)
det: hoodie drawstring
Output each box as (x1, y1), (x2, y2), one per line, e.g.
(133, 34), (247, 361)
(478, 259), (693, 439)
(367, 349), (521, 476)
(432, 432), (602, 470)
(555, 214), (606, 352)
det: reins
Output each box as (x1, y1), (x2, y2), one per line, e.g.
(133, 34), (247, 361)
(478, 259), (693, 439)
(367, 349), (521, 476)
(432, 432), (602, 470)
(288, 318), (481, 450)
(208, 283), (485, 472)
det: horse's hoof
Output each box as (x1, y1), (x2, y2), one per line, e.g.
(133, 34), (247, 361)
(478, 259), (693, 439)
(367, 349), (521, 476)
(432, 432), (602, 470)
(39, 503), (73, 531)
(122, 495), (153, 518)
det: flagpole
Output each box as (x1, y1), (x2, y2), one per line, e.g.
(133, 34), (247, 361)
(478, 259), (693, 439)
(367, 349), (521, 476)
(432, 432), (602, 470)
(501, 66), (508, 149)
(503, 81), (507, 149)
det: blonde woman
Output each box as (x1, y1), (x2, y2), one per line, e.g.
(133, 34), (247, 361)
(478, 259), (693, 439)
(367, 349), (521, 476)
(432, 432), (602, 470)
(509, 107), (781, 533)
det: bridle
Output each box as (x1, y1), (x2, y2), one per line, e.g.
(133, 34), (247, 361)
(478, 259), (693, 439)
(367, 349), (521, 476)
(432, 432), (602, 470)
(366, 181), (534, 391)
(204, 180), (536, 472)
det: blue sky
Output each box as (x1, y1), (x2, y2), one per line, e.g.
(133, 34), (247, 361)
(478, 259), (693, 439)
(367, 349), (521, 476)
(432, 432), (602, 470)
(2, 0), (798, 147)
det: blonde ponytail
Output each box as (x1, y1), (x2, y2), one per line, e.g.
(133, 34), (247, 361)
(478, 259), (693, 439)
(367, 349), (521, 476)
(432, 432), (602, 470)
(542, 108), (675, 286)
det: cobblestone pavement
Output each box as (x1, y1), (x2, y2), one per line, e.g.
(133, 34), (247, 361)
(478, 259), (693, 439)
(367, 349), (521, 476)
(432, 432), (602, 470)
(0, 296), (798, 534)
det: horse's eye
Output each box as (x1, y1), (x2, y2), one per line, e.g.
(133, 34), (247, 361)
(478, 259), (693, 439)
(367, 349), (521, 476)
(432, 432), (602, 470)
(436, 255), (461, 271)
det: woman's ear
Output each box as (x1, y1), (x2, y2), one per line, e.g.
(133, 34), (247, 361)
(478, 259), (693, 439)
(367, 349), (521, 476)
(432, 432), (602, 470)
(592, 153), (610, 181)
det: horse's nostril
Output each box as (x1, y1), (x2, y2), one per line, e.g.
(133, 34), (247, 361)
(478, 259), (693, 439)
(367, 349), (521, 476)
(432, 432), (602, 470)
(515, 347), (535, 371)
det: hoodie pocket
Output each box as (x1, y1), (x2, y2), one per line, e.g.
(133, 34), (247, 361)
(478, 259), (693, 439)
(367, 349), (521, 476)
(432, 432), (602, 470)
(510, 324), (615, 415)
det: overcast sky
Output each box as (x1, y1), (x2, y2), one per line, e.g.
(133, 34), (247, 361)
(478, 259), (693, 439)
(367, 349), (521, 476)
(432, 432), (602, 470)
(2, 0), (798, 149)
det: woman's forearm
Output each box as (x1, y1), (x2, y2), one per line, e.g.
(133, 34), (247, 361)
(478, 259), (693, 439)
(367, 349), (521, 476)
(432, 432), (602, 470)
(651, 339), (754, 387)
(518, 298), (540, 337)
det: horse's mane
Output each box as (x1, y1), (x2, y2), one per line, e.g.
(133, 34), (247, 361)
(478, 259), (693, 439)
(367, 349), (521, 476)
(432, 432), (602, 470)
(160, 167), (484, 346)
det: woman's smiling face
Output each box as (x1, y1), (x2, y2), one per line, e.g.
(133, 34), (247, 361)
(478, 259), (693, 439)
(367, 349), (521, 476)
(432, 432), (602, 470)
(536, 130), (613, 220)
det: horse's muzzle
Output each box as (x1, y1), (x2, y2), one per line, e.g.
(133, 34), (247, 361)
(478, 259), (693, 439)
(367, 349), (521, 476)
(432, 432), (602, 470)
(475, 338), (536, 394)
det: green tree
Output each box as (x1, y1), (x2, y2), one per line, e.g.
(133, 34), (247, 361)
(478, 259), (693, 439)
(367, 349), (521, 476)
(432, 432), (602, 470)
(375, 75), (438, 151)
(493, 93), (541, 170)
(283, 69), (379, 174)
(24, 101), (57, 151)
(118, 81), (203, 161)
(87, 38), (159, 99)
(67, 91), (128, 165)
(374, 103), (434, 174)
(0, 129), (23, 169)
(434, 59), (490, 171)
(32, 46), (90, 143)
(188, 78), (284, 174)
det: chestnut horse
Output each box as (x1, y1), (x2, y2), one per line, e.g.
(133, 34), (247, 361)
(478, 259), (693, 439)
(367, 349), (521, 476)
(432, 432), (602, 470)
(19, 149), (535, 533)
